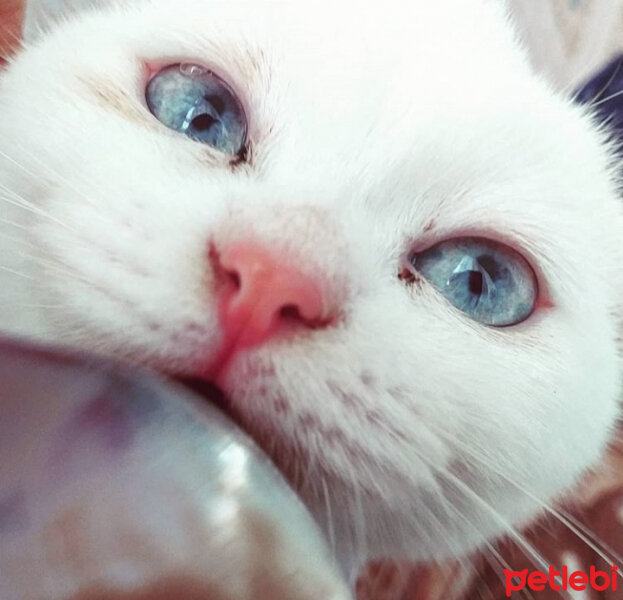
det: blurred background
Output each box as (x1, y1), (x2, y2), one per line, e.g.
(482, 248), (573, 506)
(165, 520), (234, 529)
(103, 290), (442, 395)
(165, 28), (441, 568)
(509, 0), (623, 89)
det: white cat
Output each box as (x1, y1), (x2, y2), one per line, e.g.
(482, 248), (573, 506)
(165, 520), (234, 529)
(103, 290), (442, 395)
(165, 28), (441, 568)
(1, 0), (623, 582)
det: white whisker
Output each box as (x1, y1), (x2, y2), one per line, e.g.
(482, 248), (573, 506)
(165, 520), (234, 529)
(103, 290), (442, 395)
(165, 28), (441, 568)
(0, 191), (76, 230)
(321, 476), (337, 558)
(440, 468), (551, 572)
(553, 505), (623, 565)
(574, 60), (622, 107)
(588, 87), (623, 110)
(0, 302), (64, 309)
(0, 216), (28, 230)
(0, 265), (35, 279)
(0, 230), (36, 247)
(0, 142), (97, 209)
(406, 437), (551, 574)
(428, 422), (621, 567)
(0, 250), (79, 281)
(0, 148), (46, 182)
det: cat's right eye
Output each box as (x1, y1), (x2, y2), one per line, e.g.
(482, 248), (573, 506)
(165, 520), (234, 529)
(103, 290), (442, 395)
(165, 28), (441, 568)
(408, 237), (538, 327)
(146, 63), (247, 156)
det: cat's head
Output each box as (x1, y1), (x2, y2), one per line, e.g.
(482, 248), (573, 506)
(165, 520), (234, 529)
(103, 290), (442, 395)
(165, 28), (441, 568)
(1, 0), (623, 570)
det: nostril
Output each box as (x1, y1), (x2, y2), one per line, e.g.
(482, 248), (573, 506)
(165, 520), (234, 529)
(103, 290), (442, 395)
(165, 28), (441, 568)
(279, 303), (330, 330)
(279, 303), (311, 325)
(279, 304), (300, 320)
(210, 239), (337, 353)
(209, 243), (241, 291)
(225, 268), (241, 290)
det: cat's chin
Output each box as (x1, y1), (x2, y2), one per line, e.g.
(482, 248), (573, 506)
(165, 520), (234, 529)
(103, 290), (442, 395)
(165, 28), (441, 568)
(167, 374), (516, 568)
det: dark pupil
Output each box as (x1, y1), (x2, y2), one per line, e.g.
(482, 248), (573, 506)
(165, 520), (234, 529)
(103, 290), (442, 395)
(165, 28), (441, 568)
(468, 270), (484, 295)
(191, 114), (217, 132)
(463, 255), (499, 297)
(477, 255), (499, 278)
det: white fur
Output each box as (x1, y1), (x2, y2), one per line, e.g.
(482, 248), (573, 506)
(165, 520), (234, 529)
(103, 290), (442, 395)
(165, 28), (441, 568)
(1, 0), (623, 575)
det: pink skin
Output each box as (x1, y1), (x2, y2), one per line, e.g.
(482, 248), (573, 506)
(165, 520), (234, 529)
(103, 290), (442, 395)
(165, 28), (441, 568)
(208, 240), (334, 383)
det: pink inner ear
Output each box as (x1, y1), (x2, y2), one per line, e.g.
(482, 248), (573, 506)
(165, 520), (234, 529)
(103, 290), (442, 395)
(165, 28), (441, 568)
(0, 0), (24, 64)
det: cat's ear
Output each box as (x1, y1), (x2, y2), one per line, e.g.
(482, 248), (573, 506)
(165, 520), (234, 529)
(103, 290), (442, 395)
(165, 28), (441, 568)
(574, 53), (623, 150)
(0, 0), (25, 62)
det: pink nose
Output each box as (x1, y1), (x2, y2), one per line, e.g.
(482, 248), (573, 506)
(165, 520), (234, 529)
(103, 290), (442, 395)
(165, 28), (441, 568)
(214, 241), (331, 355)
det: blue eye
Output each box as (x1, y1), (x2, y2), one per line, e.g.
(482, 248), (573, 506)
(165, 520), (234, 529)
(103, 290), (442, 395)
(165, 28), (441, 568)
(410, 238), (538, 326)
(146, 63), (247, 155)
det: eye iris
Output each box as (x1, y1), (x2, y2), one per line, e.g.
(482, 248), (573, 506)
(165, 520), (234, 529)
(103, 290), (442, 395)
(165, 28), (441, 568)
(411, 238), (537, 327)
(145, 63), (247, 155)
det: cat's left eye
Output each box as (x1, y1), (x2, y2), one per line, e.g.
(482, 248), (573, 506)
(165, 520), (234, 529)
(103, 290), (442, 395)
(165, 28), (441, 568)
(146, 63), (247, 155)
(408, 237), (538, 327)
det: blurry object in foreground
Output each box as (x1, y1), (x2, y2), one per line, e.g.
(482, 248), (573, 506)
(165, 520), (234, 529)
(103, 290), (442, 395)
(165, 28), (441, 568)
(0, 337), (349, 600)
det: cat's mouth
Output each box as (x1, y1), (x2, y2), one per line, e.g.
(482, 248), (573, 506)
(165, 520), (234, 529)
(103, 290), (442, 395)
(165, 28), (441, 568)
(174, 376), (233, 416)
(171, 373), (285, 476)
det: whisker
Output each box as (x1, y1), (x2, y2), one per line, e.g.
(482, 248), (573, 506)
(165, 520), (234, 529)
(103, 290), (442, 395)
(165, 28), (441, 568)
(350, 457), (368, 563)
(479, 549), (531, 600)
(321, 475), (337, 558)
(0, 142), (97, 209)
(587, 87), (623, 110)
(0, 191), (76, 230)
(0, 186), (37, 207)
(573, 59), (622, 106)
(0, 250), (79, 280)
(404, 442), (557, 599)
(0, 302), (65, 309)
(442, 468), (550, 571)
(0, 147), (45, 182)
(0, 216), (28, 230)
(396, 443), (544, 596)
(0, 230), (36, 247)
(0, 264), (35, 279)
(554, 505), (623, 565)
(434, 489), (514, 595)
(406, 439), (552, 576)
(428, 422), (622, 567)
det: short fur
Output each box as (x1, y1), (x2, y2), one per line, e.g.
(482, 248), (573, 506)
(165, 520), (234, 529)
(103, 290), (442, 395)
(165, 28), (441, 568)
(1, 0), (623, 577)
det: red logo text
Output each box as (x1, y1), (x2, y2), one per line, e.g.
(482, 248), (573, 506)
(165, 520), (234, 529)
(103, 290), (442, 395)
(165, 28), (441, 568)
(504, 564), (618, 597)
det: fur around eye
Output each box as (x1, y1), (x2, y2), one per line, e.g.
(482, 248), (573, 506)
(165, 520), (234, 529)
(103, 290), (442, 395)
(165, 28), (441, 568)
(409, 237), (538, 327)
(145, 63), (247, 155)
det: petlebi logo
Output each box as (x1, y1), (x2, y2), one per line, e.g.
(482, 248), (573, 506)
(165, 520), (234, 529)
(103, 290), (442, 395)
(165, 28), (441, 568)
(504, 564), (619, 597)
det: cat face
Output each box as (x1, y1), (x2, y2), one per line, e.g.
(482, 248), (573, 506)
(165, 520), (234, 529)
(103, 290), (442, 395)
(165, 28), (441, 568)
(1, 0), (622, 569)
